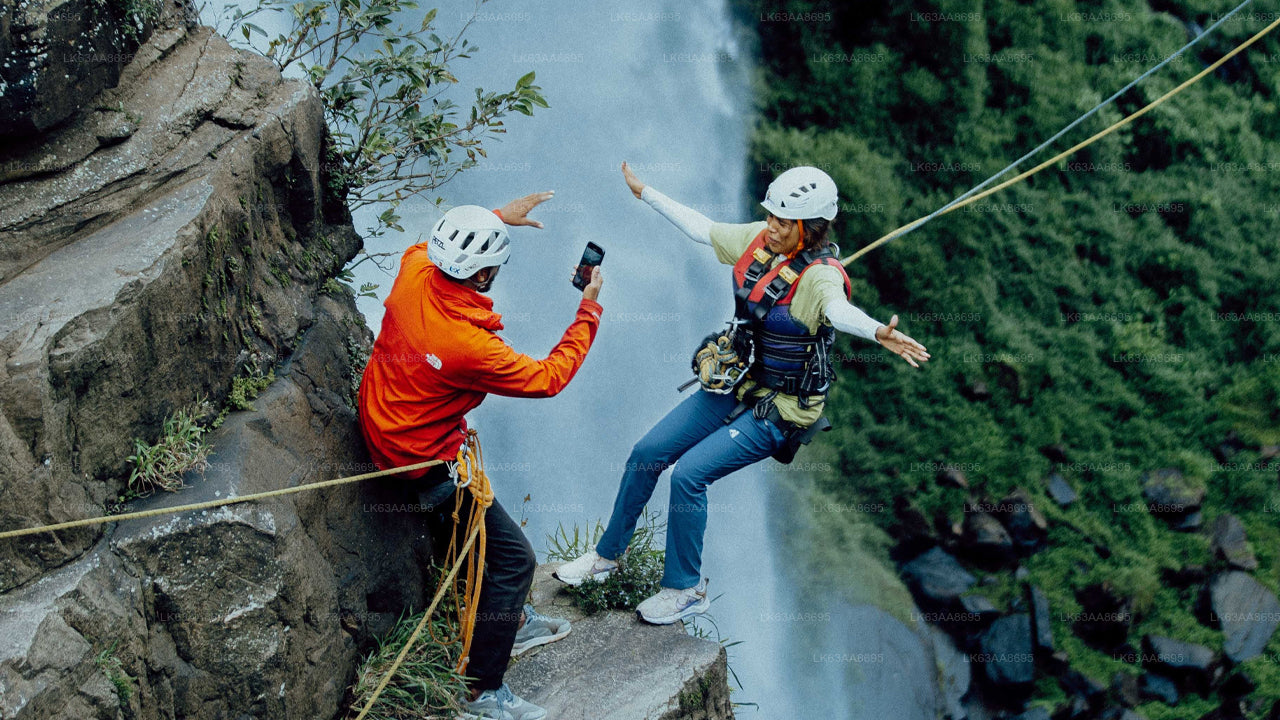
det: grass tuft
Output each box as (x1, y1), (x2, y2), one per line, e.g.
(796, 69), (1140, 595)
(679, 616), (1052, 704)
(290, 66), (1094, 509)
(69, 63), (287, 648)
(344, 606), (469, 719)
(126, 405), (210, 496)
(545, 511), (665, 614)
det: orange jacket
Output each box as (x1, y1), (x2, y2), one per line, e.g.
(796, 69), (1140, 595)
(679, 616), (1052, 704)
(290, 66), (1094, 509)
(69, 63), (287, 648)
(358, 241), (603, 478)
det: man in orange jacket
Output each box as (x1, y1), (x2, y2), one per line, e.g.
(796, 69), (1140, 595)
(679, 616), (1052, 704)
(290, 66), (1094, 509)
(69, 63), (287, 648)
(358, 193), (603, 720)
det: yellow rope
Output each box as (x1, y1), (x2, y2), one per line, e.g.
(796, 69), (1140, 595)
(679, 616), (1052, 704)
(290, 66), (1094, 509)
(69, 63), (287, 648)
(0, 460), (442, 540)
(841, 14), (1280, 267)
(351, 520), (481, 720)
(353, 429), (494, 717)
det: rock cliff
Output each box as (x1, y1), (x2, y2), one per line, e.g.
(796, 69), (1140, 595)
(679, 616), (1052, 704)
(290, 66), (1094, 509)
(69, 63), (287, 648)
(0, 4), (733, 718)
(0, 3), (429, 717)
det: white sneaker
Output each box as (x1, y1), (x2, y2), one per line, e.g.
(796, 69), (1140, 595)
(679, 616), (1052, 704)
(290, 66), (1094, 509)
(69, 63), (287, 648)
(636, 579), (710, 625)
(552, 548), (618, 586)
(457, 683), (546, 720)
(510, 604), (571, 657)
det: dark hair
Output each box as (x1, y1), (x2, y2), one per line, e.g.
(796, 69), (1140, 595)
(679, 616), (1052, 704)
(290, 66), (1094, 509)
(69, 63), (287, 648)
(800, 217), (832, 250)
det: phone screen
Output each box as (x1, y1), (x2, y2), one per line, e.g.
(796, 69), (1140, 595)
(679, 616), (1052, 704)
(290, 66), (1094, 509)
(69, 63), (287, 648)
(573, 242), (605, 290)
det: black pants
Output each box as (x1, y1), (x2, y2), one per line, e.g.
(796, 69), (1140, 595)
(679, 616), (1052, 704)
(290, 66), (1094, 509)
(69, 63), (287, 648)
(416, 466), (535, 691)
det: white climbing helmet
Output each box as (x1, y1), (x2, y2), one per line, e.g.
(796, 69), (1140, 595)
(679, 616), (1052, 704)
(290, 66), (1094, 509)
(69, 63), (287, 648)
(759, 166), (839, 221)
(427, 205), (510, 279)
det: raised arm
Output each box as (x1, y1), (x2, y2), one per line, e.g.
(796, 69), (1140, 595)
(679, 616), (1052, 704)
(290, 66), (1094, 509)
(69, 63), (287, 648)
(622, 161), (715, 246)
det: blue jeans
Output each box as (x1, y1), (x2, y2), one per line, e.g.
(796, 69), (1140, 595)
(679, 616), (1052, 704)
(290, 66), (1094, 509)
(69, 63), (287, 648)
(596, 390), (788, 589)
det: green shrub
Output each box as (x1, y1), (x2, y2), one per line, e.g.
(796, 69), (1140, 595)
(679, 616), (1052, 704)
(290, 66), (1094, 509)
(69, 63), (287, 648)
(546, 511), (665, 614)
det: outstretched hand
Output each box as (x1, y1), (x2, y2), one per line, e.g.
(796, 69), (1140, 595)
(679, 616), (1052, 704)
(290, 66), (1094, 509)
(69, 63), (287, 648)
(499, 191), (554, 229)
(621, 161), (645, 199)
(875, 314), (931, 368)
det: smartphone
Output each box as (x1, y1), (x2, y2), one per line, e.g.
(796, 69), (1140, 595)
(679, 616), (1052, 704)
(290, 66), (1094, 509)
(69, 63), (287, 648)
(572, 242), (605, 290)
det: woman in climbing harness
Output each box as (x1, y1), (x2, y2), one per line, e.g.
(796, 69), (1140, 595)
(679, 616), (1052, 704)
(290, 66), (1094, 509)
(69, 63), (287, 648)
(554, 163), (930, 625)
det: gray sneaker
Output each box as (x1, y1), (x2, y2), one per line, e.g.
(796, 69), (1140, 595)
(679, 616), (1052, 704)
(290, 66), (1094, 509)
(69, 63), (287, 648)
(457, 683), (546, 720)
(511, 604), (571, 656)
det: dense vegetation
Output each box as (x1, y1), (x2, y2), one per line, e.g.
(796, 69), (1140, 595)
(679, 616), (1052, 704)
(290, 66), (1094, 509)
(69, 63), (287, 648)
(733, 0), (1280, 716)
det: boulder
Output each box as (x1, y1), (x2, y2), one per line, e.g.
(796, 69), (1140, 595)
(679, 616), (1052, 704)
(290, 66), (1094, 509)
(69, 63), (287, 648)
(1175, 511), (1205, 532)
(928, 625), (970, 720)
(1112, 671), (1140, 707)
(0, 294), (436, 720)
(961, 380), (991, 401)
(1141, 468), (1205, 526)
(1139, 672), (1179, 705)
(1205, 571), (1280, 662)
(510, 566), (732, 720)
(959, 595), (1002, 626)
(1213, 431), (1246, 463)
(977, 614), (1035, 694)
(1163, 564), (1210, 589)
(991, 488), (1048, 553)
(0, 0), (196, 138)
(1141, 635), (1214, 695)
(1045, 472), (1077, 506)
(1027, 585), (1055, 654)
(1099, 710), (1147, 720)
(901, 548), (976, 606)
(890, 496), (936, 561)
(1220, 671), (1256, 699)
(959, 511), (1014, 568)
(1209, 515), (1258, 571)
(0, 22), (359, 591)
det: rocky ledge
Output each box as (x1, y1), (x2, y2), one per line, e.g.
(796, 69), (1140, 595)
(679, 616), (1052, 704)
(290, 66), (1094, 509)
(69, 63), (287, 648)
(508, 565), (735, 720)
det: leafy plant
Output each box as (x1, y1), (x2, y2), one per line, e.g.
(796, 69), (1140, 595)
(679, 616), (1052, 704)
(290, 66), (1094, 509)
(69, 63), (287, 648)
(212, 0), (547, 245)
(94, 640), (135, 704)
(227, 366), (275, 412)
(546, 511), (665, 614)
(345, 606), (468, 719)
(126, 405), (211, 495)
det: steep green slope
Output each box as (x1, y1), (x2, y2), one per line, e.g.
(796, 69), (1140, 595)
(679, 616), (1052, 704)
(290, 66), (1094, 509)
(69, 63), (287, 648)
(734, 0), (1280, 715)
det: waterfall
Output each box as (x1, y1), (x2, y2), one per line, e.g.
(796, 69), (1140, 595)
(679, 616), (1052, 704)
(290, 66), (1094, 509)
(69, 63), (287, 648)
(349, 2), (947, 717)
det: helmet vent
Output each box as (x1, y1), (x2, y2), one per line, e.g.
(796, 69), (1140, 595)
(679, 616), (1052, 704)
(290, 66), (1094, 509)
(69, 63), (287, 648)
(460, 231), (477, 250)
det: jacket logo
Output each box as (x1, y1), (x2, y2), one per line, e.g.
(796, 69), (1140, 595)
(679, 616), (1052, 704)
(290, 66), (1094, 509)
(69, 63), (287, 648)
(425, 353), (443, 370)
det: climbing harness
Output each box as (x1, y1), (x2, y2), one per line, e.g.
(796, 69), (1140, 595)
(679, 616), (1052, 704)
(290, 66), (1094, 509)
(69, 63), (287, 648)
(840, 0), (1279, 267)
(731, 232), (851, 406)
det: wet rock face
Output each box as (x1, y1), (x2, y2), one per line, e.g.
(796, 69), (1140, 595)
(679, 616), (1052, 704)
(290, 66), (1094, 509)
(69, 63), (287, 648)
(0, 19), (359, 591)
(0, 0), (197, 138)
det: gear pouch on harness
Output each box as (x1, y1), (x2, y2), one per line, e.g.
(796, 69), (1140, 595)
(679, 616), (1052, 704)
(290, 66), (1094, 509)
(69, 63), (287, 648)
(678, 322), (751, 394)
